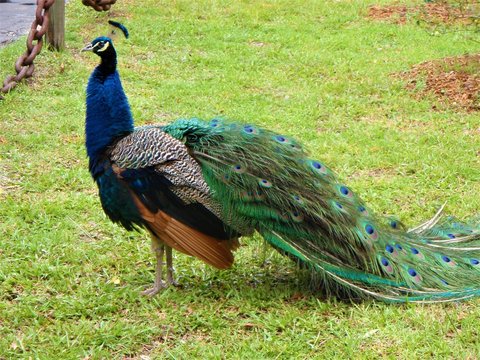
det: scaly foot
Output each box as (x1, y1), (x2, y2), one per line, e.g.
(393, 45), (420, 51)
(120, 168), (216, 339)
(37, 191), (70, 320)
(141, 281), (168, 296)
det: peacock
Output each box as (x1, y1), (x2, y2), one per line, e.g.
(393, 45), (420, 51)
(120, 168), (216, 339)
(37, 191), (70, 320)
(83, 22), (480, 302)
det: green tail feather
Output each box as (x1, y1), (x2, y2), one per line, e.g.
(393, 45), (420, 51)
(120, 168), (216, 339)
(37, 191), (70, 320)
(163, 118), (480, 303)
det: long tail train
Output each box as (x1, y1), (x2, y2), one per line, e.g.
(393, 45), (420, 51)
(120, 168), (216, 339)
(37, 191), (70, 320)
(163, 118), (480, 303)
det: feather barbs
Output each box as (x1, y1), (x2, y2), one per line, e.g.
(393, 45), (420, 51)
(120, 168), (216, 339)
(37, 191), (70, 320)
(162, 118), (480, 302)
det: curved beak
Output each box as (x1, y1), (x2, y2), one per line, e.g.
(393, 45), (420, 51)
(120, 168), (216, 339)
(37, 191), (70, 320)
(81, 43), (94, 52)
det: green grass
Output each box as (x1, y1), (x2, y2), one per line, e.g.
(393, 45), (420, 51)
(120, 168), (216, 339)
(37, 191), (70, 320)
(1, 0), (479, 358)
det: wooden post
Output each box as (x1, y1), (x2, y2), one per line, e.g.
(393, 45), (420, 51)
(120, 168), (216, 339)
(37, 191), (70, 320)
(46, 0), (65, 51)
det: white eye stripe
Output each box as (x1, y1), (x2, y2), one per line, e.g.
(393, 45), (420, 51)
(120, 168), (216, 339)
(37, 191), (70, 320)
(96, 41), (110, 52)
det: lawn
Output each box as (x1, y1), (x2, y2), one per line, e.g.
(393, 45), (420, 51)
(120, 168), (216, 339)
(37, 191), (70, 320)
(0, 0), (479, 358)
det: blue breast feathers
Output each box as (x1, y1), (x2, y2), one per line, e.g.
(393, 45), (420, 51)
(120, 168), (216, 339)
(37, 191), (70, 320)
(97, 167), (143, 230)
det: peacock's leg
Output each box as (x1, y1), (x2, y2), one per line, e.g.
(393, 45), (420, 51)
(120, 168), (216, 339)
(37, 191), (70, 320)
(141, 236), (168, 296)
(165, 246), (178, 286)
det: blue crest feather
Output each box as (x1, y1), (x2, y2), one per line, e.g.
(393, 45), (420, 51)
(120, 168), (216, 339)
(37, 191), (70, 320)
(108, 20), (129, 39)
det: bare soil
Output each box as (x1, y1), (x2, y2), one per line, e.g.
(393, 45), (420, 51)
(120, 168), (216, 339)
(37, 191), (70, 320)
(367, 2), (474, 25)
(399, 54), (480, 111)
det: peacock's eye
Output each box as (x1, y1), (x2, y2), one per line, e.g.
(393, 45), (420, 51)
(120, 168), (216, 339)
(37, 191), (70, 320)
(95, 41), (110, 52)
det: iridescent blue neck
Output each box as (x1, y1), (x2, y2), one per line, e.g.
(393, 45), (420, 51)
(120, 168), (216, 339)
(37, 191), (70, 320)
(85, 59), (134, 173)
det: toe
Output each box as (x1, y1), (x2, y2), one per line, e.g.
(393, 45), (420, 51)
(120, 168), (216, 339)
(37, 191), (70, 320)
(141, 281), (167, 297)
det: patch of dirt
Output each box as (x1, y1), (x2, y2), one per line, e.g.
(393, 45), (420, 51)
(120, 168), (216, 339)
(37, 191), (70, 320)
(367, 2), (474, 25)
(0, 162), (19, 197)
(368, 4), (409, 24)
(348, 167), (399, 180)
(249, 41), (267, 47)
(399, 54), (480, 111)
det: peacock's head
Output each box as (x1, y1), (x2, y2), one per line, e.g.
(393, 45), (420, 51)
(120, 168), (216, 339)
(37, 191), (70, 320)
(82, 36), (116, 58)
(82, 21), (129, 58)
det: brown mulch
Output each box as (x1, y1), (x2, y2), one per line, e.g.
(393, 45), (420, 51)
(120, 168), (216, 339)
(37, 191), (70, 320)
(367, 2), (474, 25)
(399, 54), (480, 111)
(368, 4), (409, 24)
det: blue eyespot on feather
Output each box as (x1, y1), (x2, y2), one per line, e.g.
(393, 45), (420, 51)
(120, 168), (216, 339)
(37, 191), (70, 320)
(332, 200), (346, 213)
(232, 164), (246, 174)
(447, 233), (456, 239)
(292, 194), (303, 203)
(364, 224), (378, 240)
(258, 178), (272, 188)
(358, 205), (369, 216)
(339, 185), (353, 198)
(308, 160), (328, 175)
(379, 257), (394, 274)
(243, 125), (259, 135)
(470, 258), (480, 266)
(438, 254), (456, 267)
(289, 143), (301, 151)
(221, 173), (231, 184)
(210, 119), (221, 127)
(410, 247), (425, 260)
(386, 244), (399, 257)
(273, 135), (292, 144)
(290, 211), (304, 222)
(108, 20), (129, 39)
(408, 268), (422, 283)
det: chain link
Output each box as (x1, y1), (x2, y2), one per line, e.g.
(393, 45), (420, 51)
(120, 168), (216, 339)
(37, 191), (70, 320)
(82, 0), (117, 12)
(1, 0), (118, 98)
(1, 0), (55, 96)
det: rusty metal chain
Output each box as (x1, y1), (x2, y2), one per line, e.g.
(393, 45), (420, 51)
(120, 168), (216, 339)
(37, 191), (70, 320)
(82, 0), (117, 12)
(0, 0), (117, 99)
(1, 0), (55, 96)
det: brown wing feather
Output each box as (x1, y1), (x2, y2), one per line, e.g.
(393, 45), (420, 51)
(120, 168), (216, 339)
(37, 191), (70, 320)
(131, 192), (236, 269)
